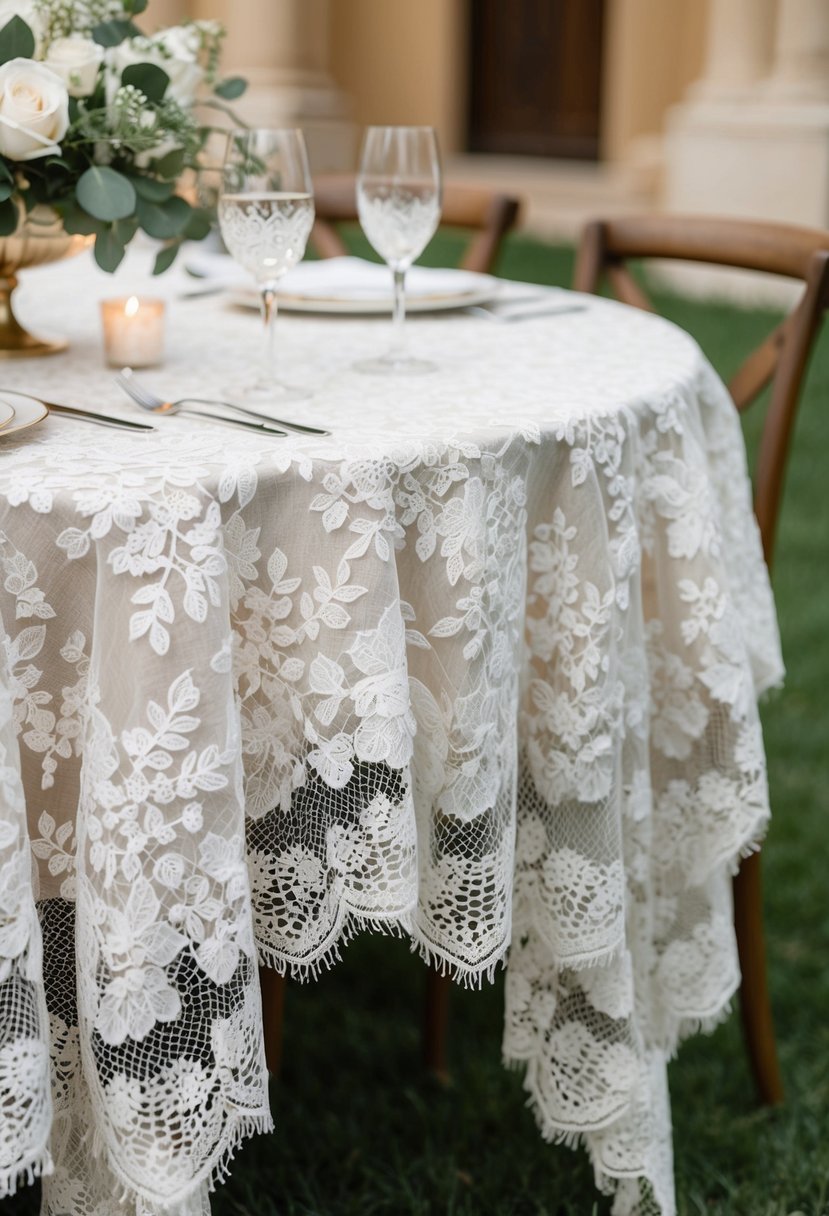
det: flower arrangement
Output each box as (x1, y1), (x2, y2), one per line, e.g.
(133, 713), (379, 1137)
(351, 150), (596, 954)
(0, 0), (246, 272)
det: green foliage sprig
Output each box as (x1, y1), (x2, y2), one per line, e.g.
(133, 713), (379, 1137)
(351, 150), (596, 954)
(0, 0), (246, 272)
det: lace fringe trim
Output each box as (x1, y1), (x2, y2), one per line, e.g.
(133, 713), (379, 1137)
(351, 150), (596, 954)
(0, 1144), (54, 1200)
(108, 1109), (274, 1211)
(204, 1111), (274, 1195)
(256, 904), (511, 990)
(256, 905), (417, 982)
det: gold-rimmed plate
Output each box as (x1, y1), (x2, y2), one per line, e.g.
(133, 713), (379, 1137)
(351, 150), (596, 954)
(0, 392), (48, 438)
(0, 398), (15, 430)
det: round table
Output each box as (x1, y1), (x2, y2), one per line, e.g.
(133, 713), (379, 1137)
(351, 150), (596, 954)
(0, 252), (783, 1216)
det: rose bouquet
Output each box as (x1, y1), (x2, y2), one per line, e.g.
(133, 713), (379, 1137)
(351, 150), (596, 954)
(0, 0), (246, 273)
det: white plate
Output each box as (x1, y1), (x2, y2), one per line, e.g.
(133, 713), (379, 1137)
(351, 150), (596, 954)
(195, 256), (500, 316)
(0, 392), (48, 438)
(0, 398), (15, 430)
(231, 282), (498, 315)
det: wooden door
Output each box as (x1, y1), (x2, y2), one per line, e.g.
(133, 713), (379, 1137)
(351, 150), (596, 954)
(468, 0), (605, 160)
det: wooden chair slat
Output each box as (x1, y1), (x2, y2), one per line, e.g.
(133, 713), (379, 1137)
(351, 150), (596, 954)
(728, 320), (790, 413)
(606, 263), (654, 312)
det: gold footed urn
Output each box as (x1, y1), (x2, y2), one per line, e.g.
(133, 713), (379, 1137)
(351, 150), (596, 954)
(0, 208), (93, 359)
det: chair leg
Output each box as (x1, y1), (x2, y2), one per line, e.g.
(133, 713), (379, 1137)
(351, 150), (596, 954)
(259, 966), (287, 1078)
(733, 851), (784, 1105)
(423, 964), (452, 1083)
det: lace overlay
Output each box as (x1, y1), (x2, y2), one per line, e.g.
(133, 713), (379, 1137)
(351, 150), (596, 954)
(0, 253), (783, 1216)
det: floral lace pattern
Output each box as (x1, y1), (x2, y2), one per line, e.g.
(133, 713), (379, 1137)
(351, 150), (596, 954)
(0, 254), (783, 1216)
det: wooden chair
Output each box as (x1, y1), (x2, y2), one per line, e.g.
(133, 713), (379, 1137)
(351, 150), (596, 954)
(309, 174), (521, 274)
(571, 215), (829, 1105)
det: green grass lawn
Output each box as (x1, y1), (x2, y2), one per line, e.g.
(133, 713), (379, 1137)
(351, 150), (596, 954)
(6, 234), (828, 1216)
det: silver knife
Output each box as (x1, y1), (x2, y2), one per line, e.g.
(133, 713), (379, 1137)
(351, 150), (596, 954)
(1, 389), (155, 431)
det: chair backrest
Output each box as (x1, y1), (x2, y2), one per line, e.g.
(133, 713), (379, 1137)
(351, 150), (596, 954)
(573, 215), (829, 567)
(310, 174), (521, 274)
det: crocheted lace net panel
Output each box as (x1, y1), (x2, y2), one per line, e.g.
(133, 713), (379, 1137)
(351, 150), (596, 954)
(0, 259), (782, 1216)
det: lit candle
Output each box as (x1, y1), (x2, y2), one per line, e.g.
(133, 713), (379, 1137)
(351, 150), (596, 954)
(100, 295), (165, 368)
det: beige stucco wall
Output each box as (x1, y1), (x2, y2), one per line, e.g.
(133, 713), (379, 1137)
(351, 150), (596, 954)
(601, 0), (707, 161)
(329, 0), (467, 155)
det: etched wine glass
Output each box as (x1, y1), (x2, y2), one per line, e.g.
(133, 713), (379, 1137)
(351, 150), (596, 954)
(355, 126), (442, 375)
(218, 128), (314, 401)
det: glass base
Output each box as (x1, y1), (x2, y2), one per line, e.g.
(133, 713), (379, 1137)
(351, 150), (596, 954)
(353, 353), (437, 377)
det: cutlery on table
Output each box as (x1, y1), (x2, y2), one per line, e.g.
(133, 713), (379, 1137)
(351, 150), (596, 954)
(0, 388), (155, 431)
(115, 370), (330, 436)
(463, 301), (588, 323)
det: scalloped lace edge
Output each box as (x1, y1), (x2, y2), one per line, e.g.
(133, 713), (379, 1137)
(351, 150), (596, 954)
(256, 904), (511, 990)
(104, 1109), (273, 1212)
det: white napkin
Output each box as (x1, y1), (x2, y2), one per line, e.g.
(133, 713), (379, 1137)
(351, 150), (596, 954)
(184, 253), (493, 300)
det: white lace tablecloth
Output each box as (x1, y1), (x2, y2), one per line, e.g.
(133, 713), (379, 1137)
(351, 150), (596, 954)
(0, 252), (783, 1216)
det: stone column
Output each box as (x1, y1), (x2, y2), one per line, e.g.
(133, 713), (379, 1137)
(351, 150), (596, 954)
(765, 0), (829, 100)
(191, 0), (354, 171)
(691, 0), (776, 98)
(661, 0), (829, 302)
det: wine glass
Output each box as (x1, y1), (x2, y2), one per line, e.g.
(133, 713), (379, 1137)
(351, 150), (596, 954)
(355, 126), (442, 375)
(218, 128), (314, 401)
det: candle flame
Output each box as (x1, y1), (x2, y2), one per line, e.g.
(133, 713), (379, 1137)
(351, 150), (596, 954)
(125, 296), (140, 318)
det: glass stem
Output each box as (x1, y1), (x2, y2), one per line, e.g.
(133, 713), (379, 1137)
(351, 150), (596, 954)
(261, 285), (278, 382)
(389, 267), (406, 363)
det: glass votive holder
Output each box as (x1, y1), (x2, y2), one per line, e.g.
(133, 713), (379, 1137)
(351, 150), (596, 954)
(100, 296), (165, 368)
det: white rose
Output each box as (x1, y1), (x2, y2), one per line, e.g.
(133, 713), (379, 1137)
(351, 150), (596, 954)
(0, 59), (69, 162)
(46, 36), (103, 98)
(108, 30), (203, 108)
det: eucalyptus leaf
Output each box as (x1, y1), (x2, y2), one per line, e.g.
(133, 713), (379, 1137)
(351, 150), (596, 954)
(0, 181), (12, 204)
(184, 208), (212, 242)
(0, 198), (17, 237)
(123, 0), (149, 13)
(94, 227), (127, 273)
(153, 241), (182, 276)
(59, 202), (100, 237)
(129, 175), (175, 203)
(153, 148), (186, 180)
(77, 166), (136, 222)
(114, 216), (140, 245)
(91, 18), (140, 47)
(214, 76), (247, 101)
(136, 194), (191, 240)
(122, 63), (169, 104)
(0, 16), (35, 65)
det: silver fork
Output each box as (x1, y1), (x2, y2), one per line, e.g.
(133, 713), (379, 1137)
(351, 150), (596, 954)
(115, 370), (330, 436)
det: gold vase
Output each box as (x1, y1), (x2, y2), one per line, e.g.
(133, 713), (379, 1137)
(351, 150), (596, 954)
(0, 208), (93, 359)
